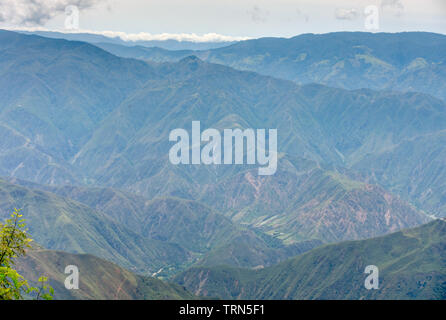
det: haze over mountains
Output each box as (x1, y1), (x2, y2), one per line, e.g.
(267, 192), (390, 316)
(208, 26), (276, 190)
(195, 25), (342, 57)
(94, 32), (446, 101)
(0, 29), (444, 299)
(1, 30), (445, 217)
(20, 30), (237, 51)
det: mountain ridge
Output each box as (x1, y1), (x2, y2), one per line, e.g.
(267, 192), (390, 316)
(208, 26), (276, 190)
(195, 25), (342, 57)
(174, 219), (446, 299)
(94, 31), (446, 101)
(16, 249), (196, 300)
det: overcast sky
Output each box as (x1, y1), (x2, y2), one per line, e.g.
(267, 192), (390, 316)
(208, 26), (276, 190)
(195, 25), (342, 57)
(1, 0), (445, 42)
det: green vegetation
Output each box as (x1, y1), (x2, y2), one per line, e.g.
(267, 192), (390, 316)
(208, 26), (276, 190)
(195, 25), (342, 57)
(0, 209), (53, 300)
(0, 179), (190, 275)
(0, 179), (323, 275)
(16, 249), (195, 300)
(0, 30), (444, 227)
(354, 130), (446, 217)
(96, 32), (446, 101)
(174, 220), (446, 300)
(200, 166), (429, 243)
(0, 30), (444, 300)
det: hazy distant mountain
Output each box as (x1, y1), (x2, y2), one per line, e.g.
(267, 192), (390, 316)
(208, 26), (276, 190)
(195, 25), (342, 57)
(5, 161), (430, 273)
(17, 249), (195, 300)
(0, 178), (189, 274)
(67, 55), (445, 224)
(0, 30), (443, 298)
(97, 32), (446, 102)
(297, 83), (446, 164)
(0, 29), (159, 185)
(69, 54), (446, 192)
(70, 55), (337, 190)
(0, 30), (438, 251)
(95, 42), (195, 61)
(200, 166), (430, 244)
(174, 219), (446, 300)
(19, 30), (237, 50)
(3, 177), (323, 273)
(354, 130), (446, 218)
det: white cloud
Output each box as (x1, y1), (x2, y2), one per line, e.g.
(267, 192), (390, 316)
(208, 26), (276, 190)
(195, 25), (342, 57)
(0, 0), (248, 42)
(0, 0), (104, 26)
(98, 30), (250, 42)
(7, 26), (250, 43)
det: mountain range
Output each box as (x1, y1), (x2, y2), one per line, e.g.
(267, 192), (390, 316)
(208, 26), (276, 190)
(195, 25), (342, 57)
(174, 219), (446, 299)
(16, 248), (195, 300)
(2, 30), (446, 222)
(0, 29), (444, 299)
(2, 177), (323, 276)
(94, 32), (446, 101)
